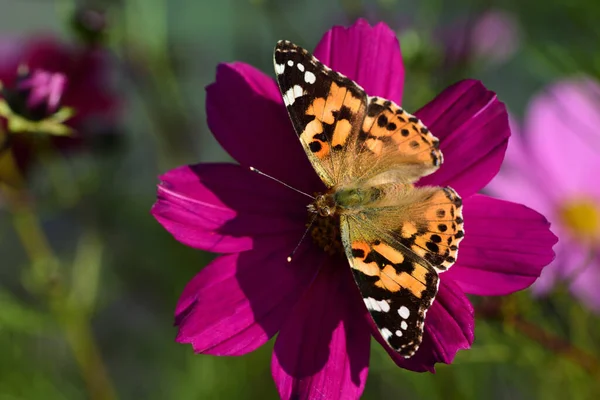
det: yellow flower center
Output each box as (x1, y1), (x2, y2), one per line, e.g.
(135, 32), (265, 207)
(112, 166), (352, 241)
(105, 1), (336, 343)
(559, 198), (600, 243)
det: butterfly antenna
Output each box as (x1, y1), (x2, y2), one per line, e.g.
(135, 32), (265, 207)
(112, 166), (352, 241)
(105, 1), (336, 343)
(287, 213), (317, 262)
(249, 167), (315, 199)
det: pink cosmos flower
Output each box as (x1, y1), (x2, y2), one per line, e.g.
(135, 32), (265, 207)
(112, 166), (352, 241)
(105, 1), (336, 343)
(152, 20), (557, 399)
(486, 77), (600, 312)
(441, 10), (520, 67)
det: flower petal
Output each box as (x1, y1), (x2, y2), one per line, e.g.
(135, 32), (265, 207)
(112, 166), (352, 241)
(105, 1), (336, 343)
(444, 194), (558, 296)
(531, 234), (587, 296)
(416, 80), (510, 197)
(525, 77), (600, 196)
(152, 163), (308, 253)
(0, 39), (23, 80)
(272, 263), (370, 400)
(176, 237), (323, 356)
(313, 19), (405, 103)
(205, 62), (322, 194)
(484, 126), (555, 220)
(570, 254), (600, 313)
(374, 277), (474, 373)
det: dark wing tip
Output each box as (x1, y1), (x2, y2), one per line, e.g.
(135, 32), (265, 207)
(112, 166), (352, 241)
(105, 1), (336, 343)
(274, 40), (309, 55)
(275, 39), (288, 49)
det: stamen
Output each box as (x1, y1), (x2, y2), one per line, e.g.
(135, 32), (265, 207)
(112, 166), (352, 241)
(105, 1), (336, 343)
(249, 167), (315, 199)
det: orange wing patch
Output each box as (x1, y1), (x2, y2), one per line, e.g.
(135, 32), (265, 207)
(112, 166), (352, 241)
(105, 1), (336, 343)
(350, 240), (433, 299)
(404, 187), (464, 272)
(301, 81), (364, 160)
(360, 97), (443, 168)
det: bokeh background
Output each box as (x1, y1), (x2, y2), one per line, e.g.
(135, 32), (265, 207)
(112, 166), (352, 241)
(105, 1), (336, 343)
(0, 0), (599, 399)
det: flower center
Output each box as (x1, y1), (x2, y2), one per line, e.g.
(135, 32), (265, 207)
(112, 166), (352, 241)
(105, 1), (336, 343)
(559, 197), (600, 244)
(309, 213), (345, 257)
(0, 67), (74, 136)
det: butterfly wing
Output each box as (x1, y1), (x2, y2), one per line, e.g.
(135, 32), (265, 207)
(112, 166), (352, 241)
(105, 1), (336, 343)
(344, 97), (443, 186)
(274, 40), (464, 358)
(274, 40), (367, 187)
(274, 41), (443, 188)
(340, 185), (464, 357)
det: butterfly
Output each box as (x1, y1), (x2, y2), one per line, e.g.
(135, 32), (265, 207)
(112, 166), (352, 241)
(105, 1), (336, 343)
(273, 40), (464, 358)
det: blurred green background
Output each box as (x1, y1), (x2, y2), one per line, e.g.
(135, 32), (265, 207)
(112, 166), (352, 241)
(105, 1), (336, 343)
(0, 0), (599, 399)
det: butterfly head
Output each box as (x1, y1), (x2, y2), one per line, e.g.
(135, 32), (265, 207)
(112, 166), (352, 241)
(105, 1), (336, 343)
(309, 193), (337, 217)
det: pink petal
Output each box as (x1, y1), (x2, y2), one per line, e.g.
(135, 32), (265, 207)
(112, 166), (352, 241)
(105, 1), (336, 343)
(444, 194), (558, 296)
(570, 253), (600, 312)
(176, 237), (324, 356)
(205, 62), (323, 194)
(152, 163), (309, 253)
(272, 263), (370, 399)
(531, 235), (586, 296)
(484, 126), (556, 220)
(313, 19), (405, 103)
(416, 80), (510, 197)
(525, 77), (600, 198)
(374, 277), (474, 373)
(0, 39), (23, 81)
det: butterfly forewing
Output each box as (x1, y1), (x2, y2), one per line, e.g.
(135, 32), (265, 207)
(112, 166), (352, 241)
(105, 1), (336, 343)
(274, 40), (367, 187)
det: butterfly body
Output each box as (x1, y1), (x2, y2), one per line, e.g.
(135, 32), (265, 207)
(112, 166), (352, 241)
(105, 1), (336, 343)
(274, 40), (464, 358)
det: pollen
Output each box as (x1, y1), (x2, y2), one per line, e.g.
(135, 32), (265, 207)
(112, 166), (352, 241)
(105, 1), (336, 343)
(309, 213), (345, 257)
(559, 197), (600, 243)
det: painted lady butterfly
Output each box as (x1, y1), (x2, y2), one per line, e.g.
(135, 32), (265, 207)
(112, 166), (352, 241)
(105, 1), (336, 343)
(273, 40), (464, 358)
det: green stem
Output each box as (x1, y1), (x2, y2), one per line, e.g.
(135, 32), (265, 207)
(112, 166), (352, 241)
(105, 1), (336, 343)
(116, 0), (194, 168)
(477, 297), (600, 377)
(9, 198), (117, 400)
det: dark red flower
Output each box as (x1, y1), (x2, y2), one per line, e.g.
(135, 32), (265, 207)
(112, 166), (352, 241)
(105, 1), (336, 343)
(0, 35), (119, 183)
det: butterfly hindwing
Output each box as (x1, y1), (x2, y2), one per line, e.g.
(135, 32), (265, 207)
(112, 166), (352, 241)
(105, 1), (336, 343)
(340, 185), (463, 356)
(274, 40), (367, 188)
(341, 216), (438, 357)
(365, 185), (464, 273)
(400, 187), (464, 272)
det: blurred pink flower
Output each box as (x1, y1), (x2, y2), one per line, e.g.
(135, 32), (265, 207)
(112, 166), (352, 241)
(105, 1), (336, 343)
(0, 35), (119, 182)
(152, 20), (556, 399)
(442, 10), (520, 66)
(0, 35), (117, 129)
(486, 77), (600, 311)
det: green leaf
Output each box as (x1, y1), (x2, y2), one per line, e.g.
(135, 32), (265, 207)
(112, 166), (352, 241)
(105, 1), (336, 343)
(0, 290), (52, 334)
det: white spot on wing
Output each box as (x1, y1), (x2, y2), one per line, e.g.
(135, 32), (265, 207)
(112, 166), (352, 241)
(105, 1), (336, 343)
(275, 63), (285, 74)
(398, 306), (410, 319)
(297, 63), (305, 72)
(379, 300), (390, 313)
(287, 60), (294, 66)
(282, 85), (304, 106)
(304, 71), (316, 84)
(395, 330), (403, 337)
(401, 321), (408, 330)
(381, 328), (393, 340)
(363, 297), (390, 313)
(363, 297), (380, 312)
